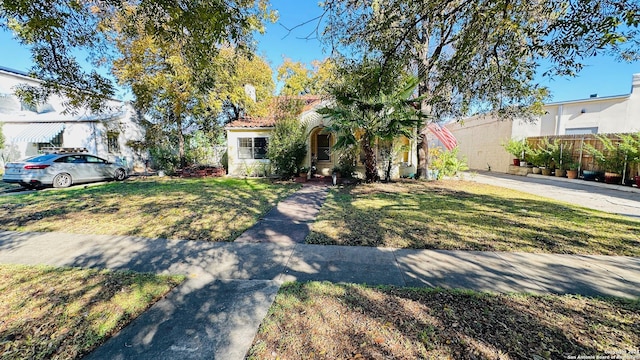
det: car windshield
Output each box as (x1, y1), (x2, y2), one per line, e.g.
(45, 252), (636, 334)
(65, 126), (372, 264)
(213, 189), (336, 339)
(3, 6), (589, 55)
(22, 154), (58, 163)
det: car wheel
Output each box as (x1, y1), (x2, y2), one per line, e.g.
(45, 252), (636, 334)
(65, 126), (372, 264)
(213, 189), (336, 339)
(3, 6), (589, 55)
(114, 168), (126, 181)
(53, 173), (72, 188)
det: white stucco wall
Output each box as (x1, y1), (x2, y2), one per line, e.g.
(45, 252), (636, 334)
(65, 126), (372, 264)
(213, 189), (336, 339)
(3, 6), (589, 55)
(226, 128), (272, 176)
(1, 69), (146, 170)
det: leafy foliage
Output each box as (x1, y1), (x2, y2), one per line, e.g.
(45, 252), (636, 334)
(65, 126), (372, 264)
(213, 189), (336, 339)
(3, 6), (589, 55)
(321, 0), (639, 120)
(501, 138), (530, 159)
(319, 60), (426, 182)
(585, 133), (640, 174)
(0, 0), (276, 112)
(277, 58), (338, 96)
(266, 98), (308, 178)
(430, 147), (469, 179)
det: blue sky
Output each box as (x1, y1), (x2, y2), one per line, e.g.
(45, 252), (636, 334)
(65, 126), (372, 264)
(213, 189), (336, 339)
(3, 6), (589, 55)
(2, 0), (640, 103)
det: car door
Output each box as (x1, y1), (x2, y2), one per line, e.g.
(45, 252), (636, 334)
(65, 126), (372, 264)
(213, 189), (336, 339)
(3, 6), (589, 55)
(57, 155), (88, 182)
(85, 155), (111, 181)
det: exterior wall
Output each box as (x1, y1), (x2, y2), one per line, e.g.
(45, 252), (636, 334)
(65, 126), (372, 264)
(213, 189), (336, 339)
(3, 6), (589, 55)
(226, 128), (272, 176)
(446, 115), (513, 173)
(1, 68), (145, 170)
(450, 73), (640, 174)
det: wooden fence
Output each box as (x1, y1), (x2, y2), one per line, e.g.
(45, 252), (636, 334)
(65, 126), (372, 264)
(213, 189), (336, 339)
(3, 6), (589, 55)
(526, 134), (638, 178)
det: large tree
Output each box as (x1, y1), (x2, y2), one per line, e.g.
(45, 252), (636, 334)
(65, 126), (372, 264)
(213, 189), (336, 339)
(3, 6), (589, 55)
(277, 58), (338, 95)
(320, 0), (640, 175)
(0, 0), (275, 112)
(109, 3), (275, 168)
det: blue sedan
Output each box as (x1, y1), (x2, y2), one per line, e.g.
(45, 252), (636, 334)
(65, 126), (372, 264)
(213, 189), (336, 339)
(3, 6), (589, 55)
(3, 153), (128, 189)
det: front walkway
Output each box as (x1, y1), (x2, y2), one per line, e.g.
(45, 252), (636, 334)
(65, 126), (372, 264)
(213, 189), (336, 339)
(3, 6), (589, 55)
(1, 179), (640, 359)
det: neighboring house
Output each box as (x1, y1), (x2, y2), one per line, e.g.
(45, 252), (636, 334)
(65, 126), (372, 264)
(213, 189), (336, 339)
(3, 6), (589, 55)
(0, 66), (146, 171)
(225, 95), (419, 179)
(447, 73), (640, 172)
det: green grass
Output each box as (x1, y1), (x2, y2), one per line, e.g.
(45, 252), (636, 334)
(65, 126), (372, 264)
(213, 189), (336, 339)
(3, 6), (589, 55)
(307, 180), (640, 256)
(0, 264), (184, 359)
(249, 282), (640, 360)
(0, 177), (300, 241)
(0, 182), (22, 193)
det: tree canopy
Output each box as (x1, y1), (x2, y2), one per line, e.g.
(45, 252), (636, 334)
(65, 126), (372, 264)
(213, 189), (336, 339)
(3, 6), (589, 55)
(321, 0), (640, 119)
(277, 58), (338, 96)
(0, 0), (276, 111)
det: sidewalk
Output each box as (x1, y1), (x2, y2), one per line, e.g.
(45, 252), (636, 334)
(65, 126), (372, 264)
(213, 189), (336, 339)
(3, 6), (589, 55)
(1, 230), (639, 359)
(1, 181), (640, 359)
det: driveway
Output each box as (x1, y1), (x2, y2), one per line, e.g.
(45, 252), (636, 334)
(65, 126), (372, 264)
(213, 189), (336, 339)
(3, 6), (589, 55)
(468, 171), (640, 218)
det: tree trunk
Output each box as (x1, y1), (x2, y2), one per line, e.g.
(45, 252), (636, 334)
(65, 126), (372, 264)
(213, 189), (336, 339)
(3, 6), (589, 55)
(174, 111), (186, 169)
(362, 134), (377, 182)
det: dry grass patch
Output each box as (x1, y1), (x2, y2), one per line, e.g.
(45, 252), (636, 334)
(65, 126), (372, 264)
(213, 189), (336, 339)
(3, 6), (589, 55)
(0, 177), (300, 241)
(0, 264), (183, 359)
(249, 282), (640, 360)
(307, 180), (640, 256)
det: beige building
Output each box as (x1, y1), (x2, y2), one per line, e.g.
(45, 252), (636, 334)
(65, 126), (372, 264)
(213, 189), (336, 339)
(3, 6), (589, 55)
(225, 96), (418, 178)
(447, 73), (640, 172)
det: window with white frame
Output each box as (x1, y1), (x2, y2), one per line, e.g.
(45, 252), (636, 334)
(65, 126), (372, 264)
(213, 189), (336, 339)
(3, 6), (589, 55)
(238, 137), (268, 159)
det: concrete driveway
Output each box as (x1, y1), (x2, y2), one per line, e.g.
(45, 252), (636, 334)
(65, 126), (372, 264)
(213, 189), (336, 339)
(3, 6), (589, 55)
(468, 171), (640, 218)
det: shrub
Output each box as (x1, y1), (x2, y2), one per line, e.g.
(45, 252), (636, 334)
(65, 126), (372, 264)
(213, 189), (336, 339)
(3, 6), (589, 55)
(266, 98), (308, 179)
(430, 147), (469, 179)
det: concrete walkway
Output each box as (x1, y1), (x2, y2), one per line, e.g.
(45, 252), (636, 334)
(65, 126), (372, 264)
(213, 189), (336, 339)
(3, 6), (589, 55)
(234, 184), (329, 244)
(1, 180), (640, 359)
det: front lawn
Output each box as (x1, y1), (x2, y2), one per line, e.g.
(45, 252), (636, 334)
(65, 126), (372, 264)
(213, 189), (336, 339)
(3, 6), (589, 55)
(0, 177), (300, 241)
(0, 264), (183, 359)
(249, 282), (640, 359)
(307, 180), (640, 256)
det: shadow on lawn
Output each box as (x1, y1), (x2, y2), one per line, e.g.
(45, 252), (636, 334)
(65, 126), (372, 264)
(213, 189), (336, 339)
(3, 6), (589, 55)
(270, 283), (639, 359)
(0, 178), (298, 242)
(308, 184), (640, 256)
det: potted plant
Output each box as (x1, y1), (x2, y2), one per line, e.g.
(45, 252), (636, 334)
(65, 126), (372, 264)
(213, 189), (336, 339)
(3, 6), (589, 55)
(548, 139), (572, 177)
(502, 138), (530, 166)
(584, 134), (632, 185)
(618, 132), (640, 186)
(533, 137), (553, 175)
(566, 162), (580, 179)
(526, 147), (542, 174)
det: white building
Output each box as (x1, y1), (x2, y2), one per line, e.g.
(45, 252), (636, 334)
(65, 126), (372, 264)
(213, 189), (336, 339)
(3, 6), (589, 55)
(447, 73), (640, 172)
(0, 66), (146, 170)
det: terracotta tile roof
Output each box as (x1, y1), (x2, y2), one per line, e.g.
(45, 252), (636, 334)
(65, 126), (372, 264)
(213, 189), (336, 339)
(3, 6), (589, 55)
(226, 116), (276, 128)
(299, 95), (325, 112)
(225, 95), (328, 129)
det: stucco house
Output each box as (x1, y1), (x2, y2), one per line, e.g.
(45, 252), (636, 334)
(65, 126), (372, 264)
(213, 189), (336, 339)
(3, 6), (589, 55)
(447, 73), (640, 172)
(0, 66), (146, 171)
(225, 95), (418, 179)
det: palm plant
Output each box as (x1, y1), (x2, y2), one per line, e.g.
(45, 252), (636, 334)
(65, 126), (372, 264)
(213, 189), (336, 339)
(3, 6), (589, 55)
(318, 62), (426, 182)
(584, 134), (633, 175)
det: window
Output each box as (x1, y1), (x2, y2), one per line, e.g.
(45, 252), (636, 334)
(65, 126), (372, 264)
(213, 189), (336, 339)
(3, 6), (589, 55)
(107, 132), (120, 153)
(565, 127), (598, 135)
(238, 137), (268, 159)
(317, 134), (330, 161)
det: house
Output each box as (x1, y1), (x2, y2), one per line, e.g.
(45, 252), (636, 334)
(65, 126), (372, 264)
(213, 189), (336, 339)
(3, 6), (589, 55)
(447, 73), (640, 172)
(0, 66), (146, 171)
(225, 95), (418, 179)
